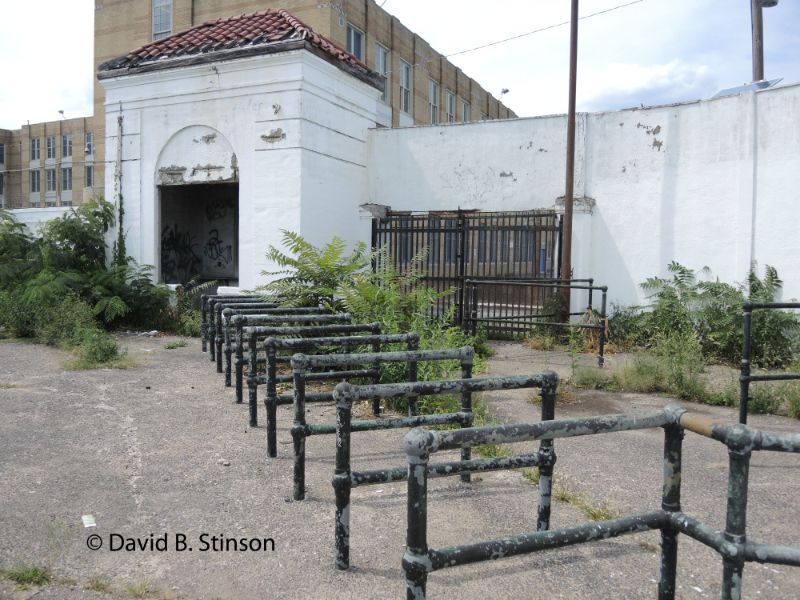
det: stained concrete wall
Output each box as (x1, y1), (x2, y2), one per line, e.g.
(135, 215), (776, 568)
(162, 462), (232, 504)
(101, 49), (380, 288)
(367, 83), (800, 307)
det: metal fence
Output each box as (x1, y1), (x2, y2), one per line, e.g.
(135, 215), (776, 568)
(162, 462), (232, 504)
(403, 406), (800, 600)
(372, 209), (562, 324)
(740, 302), (800, 423)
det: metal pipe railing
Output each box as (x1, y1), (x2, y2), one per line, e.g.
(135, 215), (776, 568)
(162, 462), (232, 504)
(330, 370), (558, 571)
(403, 406), (800, 599)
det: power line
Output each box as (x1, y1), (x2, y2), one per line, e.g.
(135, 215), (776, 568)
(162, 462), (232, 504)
(445, 0), (646, 58)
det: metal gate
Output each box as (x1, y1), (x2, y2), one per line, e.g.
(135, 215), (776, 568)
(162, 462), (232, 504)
(371, 209), (562, 330)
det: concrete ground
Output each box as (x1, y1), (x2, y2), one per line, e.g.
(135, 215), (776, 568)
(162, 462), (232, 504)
(0, 336), (798, 599)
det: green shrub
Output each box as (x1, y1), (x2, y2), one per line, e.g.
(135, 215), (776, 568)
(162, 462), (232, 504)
(0, 204), (173, 337)
(77, 328), (121, 364)
(611, 262), (798, 368)
(258, 231), (370, 309)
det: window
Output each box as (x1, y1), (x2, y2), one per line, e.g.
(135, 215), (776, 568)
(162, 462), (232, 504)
(30, 170), (40, 192)
(462, 101), (470, 122)
(399, 60), (412, 114)
(0, 173), (4, 196)
(346, 24), (363, 60)
(62, 167), (72, 191)
(0, 143), (5, 164)
(85, 131), (94, 155)
(62, 135), (72, 158)
(445, 91), (455, 123)
(30, 138), (40, 161)
(152, 0), (172, 40)
(46, 169), (56, 192)
(85, 165), (94, 188)
(375, 44), (389, 102)
(428, 80), (440, 124)
(46, 136), (56, 159)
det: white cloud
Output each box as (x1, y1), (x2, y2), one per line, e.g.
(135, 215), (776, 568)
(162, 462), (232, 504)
(580, 60), (717, 111)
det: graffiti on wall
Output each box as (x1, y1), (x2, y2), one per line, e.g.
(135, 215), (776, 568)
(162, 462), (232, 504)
(161, 224), (201, 283)
(202, 197), (236, 278)
(203, 229), (233, 271)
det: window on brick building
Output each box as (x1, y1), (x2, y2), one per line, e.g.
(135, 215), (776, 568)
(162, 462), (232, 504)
(46, 169), (56, 192)
(85, 131), (94, 155)
(153, 0), (172, 40)
(31, 170), (40, 192)
(46, 136), (56, 159)
(462, 101), (470, 122)
(429, 80), (439, 124)
(375, 44), (389, 102)
(62, 135), (72, 158)
(400, 60), (412, 114)
(30, 139), (40, 161)
(346, 24), (363, 60)
(445, 91), (455, 123)
(62, 167), (72, 191)
(86, 165), (94, 188)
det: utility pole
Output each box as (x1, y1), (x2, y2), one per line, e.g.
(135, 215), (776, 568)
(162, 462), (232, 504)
(560, 0), (579, 310)
(751, 0), (778, 82)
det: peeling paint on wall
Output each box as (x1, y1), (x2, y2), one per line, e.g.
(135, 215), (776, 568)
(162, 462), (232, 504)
(159, 165), (187, 185)
(261, 128), (287, 143)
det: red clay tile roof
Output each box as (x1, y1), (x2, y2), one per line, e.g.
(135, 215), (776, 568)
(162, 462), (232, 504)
(99, 9), (366, 72)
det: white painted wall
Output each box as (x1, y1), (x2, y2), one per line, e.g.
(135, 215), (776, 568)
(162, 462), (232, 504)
(101, 48), (380, 290)
(7, 206), (71, 235)
(367, 83), (800, 308)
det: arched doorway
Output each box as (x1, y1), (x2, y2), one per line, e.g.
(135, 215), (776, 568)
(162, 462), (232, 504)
(156, 126), (239, 285)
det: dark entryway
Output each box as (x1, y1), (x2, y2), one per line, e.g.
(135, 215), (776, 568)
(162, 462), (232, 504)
(159, 183), (239, 285)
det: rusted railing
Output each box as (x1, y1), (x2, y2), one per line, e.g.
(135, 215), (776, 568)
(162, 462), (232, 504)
(234, 313), (352, 404)
(289, 347), (468, 503)
(403, 406), (800, 600)
(260, 331), (420, 453)
(328, 369), (558, 570)
(201, 295), (263, 355)
(220, 305), (331, 383)
(739, 302), (800, 423)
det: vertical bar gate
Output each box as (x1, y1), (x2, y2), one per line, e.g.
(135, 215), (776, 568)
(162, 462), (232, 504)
(372, 209), (563, 332)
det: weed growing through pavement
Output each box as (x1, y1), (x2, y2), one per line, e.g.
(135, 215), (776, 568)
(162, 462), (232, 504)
(1, 564), (52, 587)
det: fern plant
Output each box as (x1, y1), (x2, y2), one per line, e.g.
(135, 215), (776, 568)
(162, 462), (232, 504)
(258, 230), (371, 309)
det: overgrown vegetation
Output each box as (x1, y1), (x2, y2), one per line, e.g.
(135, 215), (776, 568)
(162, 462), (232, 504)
(608, 262), (799, 368)
(0, 203), (188, 368)
(258, 232), (490, 413)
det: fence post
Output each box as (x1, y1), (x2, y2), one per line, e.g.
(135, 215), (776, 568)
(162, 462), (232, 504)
(721, 434), (752, 600)
(371, 324), (382, 416)
(459, 348), (474, 483)
(739, 305), (753, 425)
(265, 341), (278, 452)
(235, 317), (245, 403)
(246, 331), (258, 409)
(291, 356), (308, 501)
(333, 382), (354, 569)
(201, 295), (209, 352)
(209, 300), (218, 362)
(456, 209), (467, 327)
(598, 288), (608, 368)
(215, 304), (225, 373)
(658, 423), (683, 599)
(536, 373), (558, 531)
(403, 429), (433, 600)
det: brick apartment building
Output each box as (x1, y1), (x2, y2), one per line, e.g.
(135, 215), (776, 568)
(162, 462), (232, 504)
(0, 0), (515, 210)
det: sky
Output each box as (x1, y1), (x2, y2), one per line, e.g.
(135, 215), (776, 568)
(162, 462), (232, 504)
(0, 0), (798, 129)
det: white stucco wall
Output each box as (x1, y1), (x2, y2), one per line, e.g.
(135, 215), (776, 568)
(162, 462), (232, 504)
(367, 83), (800, 307)
(101, 49), (379, 289)
(7, 207), (71, 235)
